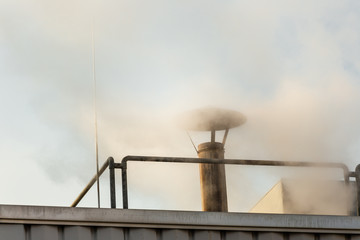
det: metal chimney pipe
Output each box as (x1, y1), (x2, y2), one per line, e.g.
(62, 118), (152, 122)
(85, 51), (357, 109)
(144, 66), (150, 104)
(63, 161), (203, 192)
(198, 141), (228, 212)
(178, 107), (246, 212)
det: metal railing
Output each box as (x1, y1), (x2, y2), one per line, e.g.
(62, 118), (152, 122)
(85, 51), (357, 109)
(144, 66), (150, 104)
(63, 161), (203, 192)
(71, 155), (360, 214)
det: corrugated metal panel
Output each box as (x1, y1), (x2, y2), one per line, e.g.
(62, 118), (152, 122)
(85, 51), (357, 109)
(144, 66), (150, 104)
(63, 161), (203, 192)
(162, 229), (190, 240)
(1, 225), (360, 240)
(225, 231), (252, 240)
(97, 227), (124, 240)
(30, 225), (59, 240)
(64, 226), (92, 240)
(0, 224), (25, 240)
(129, 228), (157, 240)
(319, 234), (346, 240)
(289, 233), (315, 240)
(258, 232), (284, 240)
(0, 205), (360, 240)
(193, 230), (221, 240)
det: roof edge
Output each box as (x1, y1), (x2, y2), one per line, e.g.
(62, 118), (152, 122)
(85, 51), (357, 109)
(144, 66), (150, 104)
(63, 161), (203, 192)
(0, 204), (359, 233)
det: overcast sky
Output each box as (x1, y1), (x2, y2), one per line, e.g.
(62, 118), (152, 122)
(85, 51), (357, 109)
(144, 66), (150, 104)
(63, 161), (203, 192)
(1, 0), (360, 211)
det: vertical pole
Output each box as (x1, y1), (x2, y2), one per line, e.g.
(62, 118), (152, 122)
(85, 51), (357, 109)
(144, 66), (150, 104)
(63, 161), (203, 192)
(355, 165), (360, 216)
(198, 141), (228, 212)
(122, 163), (128, 209)
(211, 130), (215, 143)
(109, 158), (116, 209)
(91, 20), (101, 209)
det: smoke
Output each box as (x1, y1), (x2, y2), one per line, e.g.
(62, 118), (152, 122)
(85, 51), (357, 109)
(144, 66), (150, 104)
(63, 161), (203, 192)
(1, 0), (360, 210)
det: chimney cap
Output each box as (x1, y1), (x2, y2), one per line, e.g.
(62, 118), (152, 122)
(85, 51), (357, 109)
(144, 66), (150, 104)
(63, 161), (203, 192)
(178, 107), (246, 131)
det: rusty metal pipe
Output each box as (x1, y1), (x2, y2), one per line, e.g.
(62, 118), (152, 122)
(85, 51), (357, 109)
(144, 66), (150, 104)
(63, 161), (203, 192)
(71, 157), (112, 207)
(120, 156), (349, 175)
(119, 155), (350, 210)
(72, 155), (351, 210)
(198, 142), (227, 212)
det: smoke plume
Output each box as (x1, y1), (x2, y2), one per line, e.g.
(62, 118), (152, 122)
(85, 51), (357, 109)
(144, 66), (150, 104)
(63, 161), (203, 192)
(0, 0), (360, 211)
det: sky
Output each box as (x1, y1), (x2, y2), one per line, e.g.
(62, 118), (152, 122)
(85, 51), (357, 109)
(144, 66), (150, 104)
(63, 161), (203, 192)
(1, 0), (360, 211)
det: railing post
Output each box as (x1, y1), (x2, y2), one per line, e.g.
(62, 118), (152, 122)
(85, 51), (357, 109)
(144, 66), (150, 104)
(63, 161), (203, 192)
(122, 161), (128, 209)
(355, 165), (360, 216)
(109, 157), (116, 209)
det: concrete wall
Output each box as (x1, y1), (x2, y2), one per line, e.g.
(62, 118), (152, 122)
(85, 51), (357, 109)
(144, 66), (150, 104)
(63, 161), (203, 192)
(250, 179), (356, 215)
(0, 205), (360, 240)
(250, 181), (284, 214)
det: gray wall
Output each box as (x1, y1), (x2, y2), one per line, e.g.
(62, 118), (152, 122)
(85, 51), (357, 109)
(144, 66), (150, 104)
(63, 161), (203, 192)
(0, 205), (359, 240)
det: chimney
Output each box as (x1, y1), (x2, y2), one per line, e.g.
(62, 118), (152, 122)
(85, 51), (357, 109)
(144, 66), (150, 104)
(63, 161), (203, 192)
(179, 107), (246, 212)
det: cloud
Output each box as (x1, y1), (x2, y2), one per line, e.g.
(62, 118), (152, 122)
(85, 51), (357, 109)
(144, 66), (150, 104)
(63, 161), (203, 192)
(1, 0), (360, 210)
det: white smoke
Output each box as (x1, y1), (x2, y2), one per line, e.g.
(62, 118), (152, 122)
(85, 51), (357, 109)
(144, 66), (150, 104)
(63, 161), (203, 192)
(0, 0), (360, 210)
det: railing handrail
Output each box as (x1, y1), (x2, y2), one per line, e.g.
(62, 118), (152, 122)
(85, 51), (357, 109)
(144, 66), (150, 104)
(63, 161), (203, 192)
(120, 155), (349, 173)
(72, 155), (355, 213)
(118, 156), (351, 210)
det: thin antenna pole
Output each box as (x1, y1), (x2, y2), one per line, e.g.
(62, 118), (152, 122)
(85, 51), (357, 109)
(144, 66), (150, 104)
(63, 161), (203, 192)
(92, 19), (101, 208)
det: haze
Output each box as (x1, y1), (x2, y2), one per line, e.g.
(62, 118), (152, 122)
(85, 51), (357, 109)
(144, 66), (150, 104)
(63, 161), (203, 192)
(1, 0), (360, 211)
